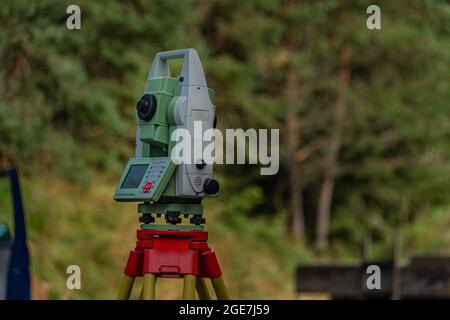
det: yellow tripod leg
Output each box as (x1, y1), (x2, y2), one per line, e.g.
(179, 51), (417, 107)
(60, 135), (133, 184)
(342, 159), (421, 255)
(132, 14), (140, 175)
(211, 276), (230, 300)
(117, 274), (135, 300)
(142, 273), (157, 300)
(138, 285), (143, 300)
(183, 274), (197, 300)
(196, 277), (212, 300)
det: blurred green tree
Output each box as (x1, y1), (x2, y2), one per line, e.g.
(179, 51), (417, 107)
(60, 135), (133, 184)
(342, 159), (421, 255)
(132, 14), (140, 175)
(0, 0), (449, 251)
(0, 0), (198, 183)
(197, 0), (450, 249)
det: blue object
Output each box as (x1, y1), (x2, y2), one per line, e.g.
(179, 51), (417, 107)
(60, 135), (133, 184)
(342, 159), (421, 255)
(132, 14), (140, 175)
(0, 168), (30, 300)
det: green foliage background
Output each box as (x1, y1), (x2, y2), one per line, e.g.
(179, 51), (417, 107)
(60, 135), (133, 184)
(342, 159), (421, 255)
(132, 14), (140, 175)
(0, 0), (449, 298)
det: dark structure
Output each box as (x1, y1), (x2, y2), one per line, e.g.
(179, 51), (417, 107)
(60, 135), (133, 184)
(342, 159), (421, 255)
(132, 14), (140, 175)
(296, 236), (450, 299)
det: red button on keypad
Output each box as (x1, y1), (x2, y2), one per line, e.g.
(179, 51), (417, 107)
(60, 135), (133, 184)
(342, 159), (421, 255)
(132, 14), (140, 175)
(142, 181), (153, 193)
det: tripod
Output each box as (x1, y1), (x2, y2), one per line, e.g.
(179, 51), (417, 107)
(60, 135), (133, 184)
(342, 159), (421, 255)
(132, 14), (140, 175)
(117, 228), (229, 300)
(114, 48), (227, 300)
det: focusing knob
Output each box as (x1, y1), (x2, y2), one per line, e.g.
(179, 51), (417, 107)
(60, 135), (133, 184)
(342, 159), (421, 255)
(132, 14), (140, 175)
(203, 178), (219, 195)
(137, 94), (157, 121)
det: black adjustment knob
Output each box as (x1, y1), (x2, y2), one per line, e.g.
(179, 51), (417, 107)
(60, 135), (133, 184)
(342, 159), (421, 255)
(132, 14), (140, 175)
(196, 160), (206, 169)
(190, 216), (206, 226)
(139, 214), (155, 224)
(136, 94), (157, 121)
(203, 178), (219, 195)
(165, 211), (182, 225)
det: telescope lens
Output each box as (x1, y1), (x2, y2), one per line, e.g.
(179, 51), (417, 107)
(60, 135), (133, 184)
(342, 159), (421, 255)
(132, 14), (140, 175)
(137, 94), (157, 121)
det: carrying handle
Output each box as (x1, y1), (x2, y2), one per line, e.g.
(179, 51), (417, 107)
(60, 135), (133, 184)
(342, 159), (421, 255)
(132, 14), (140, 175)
(148, 48), (207, 87)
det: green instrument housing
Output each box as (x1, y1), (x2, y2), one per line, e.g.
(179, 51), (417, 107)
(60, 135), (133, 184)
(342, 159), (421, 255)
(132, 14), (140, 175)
(114, 76), (215, 203)
(114, 49), (218, 230)
(114, 157), (176, 202)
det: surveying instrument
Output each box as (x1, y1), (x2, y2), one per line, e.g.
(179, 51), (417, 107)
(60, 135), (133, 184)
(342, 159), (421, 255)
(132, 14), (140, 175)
(115, 49), (229, 300)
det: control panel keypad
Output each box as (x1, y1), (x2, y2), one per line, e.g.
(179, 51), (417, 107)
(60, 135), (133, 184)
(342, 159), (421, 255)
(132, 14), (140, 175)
(141, 159), (169, 194)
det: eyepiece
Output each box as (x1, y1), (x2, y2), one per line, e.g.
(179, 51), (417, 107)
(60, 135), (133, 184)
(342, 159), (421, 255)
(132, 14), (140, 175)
(137, 94), (157, 121)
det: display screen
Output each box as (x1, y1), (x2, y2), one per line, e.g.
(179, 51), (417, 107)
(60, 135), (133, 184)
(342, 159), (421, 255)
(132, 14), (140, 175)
(121, 164), (149, 189)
